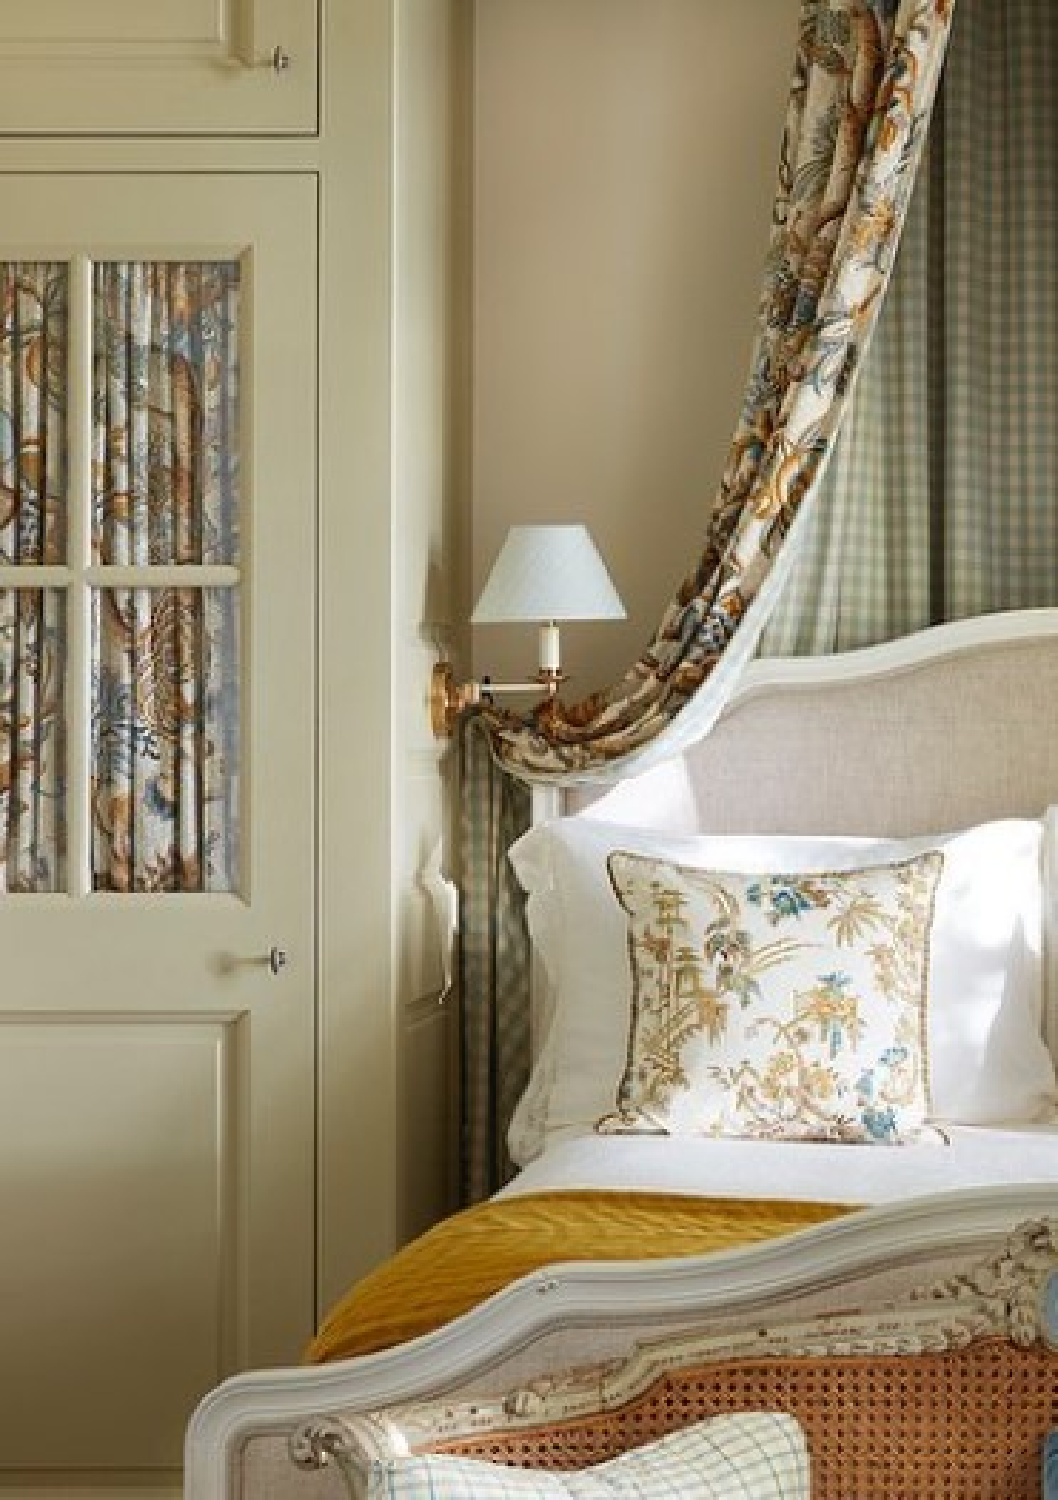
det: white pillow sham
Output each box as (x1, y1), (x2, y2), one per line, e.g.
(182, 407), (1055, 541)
(352, 1412), (809, 1500)
(508, 817), (1057, 1163)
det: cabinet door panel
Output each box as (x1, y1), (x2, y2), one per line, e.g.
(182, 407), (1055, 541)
(0, 1), (317, 135)
(0, 173), (317, 1495)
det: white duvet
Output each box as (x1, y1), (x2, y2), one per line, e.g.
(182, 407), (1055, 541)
(500, 1125), (1058, 1206)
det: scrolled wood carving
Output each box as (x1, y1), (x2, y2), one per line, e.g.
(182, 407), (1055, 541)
(288, 1415), (357, 1470)
(368, 1216), (1058, 1449)
(909, 1217), (1058, 1347)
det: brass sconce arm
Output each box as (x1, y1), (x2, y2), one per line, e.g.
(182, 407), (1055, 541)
(429, 661), (563, 738)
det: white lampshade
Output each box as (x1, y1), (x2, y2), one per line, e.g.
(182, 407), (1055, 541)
(471, 524), (626, 624)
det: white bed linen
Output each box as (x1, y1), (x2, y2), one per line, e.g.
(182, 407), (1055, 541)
(499, 1126), (1058, 1206)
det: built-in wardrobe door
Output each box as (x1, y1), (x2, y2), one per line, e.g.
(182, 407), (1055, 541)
(0, 1), (317, 134)
(0, 171), (317, 1500)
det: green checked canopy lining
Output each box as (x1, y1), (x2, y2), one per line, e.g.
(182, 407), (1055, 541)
(766, 0), (1058, 654)
(459, 0), (956, 1202)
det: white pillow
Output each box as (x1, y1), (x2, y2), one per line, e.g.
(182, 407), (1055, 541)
(508, 817), (1056, 1161)
(352, 1412), (809, 1500)
(507, 1016), (559, 1169)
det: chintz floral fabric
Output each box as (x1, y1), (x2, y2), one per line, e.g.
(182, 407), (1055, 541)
(0, 259), (241, 895)
(0, 262), (67, 891)
(91, 262), (240, 892)
(602, 849), (944, 1144)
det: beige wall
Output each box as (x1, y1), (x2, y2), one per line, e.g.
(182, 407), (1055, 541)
(471, 0), (800, 697)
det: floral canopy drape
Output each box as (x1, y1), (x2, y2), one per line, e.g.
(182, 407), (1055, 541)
(481, 0), (954, 784)
(460, 0), (955, 1202)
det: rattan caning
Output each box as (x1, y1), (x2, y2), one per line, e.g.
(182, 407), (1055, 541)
(430, 1341), (1057, 1499)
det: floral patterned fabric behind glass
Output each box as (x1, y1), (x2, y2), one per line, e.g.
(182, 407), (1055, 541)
(91, 262), (240, 892)
(0, 263), (67, 892)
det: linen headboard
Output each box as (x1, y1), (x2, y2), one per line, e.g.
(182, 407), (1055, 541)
(561, 609), (1058, 1066)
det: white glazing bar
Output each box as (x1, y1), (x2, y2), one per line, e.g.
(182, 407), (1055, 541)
(85, 565), (240, 589)
(66, 256), (92, 900)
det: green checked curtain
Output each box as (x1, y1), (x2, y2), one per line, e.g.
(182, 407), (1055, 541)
(763, 0), (1058, 653)
(458, 716), (532, 1204)
(459, 0), (955, 1202)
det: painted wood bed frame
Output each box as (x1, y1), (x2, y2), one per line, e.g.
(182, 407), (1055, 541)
(185, 608), (1058, 1500)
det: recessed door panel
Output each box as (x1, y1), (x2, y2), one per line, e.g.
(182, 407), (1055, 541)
(0, 2), (317, 134)
(0, 2), (227, 45)
(0, 1015), (240, 1469)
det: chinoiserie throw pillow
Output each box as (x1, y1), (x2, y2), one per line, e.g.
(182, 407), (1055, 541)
(601, 849), (945, 1144)
(350, 1411), (809, 1500)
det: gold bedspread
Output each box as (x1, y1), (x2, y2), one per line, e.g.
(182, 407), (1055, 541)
(306, 1190), (854, 1364)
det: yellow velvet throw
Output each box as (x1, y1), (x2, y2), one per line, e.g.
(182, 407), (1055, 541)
(306, 1190), (854, 1364)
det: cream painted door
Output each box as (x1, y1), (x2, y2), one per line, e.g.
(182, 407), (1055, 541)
(0, 1), (317, 134)
(0, 174), (317, 1496)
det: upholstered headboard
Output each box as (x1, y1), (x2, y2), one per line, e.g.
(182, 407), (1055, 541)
(562, 610), (1058, 1068)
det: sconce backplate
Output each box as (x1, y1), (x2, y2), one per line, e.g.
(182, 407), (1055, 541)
(430, 661), (460, 738)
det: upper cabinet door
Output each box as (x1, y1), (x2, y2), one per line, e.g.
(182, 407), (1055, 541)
(0, 0), (317, 135)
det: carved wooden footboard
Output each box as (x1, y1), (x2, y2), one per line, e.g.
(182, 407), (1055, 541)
(186, 1196), (1058, 1500)
(297, 1218), (1058, 1500)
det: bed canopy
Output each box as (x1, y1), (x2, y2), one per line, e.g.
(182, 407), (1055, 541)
(475, 0), (954, 785)
(459, 0), (1056, 1200)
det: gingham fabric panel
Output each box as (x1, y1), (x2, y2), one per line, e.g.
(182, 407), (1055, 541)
(942, 0), (1057, 616)
(458, 714), (532, 1204)
(356, 1412), (809, 1500)
(762, 164), (932, 654)
(763, 0), (1058, 656)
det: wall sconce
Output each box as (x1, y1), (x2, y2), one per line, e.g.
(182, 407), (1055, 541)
(430, 523), (626, 737)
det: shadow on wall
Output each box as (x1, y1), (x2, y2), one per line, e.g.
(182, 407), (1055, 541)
(471, 0), (802, 698)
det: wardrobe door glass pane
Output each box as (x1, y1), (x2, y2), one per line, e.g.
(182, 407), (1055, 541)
(92, 261), (240, 567)
(0, 262), (68, 565)
(90, 259), (241, 894)
(0, 588), (65, 891)
(0, 261), (68, 891)
(91, 586), (239, 893)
